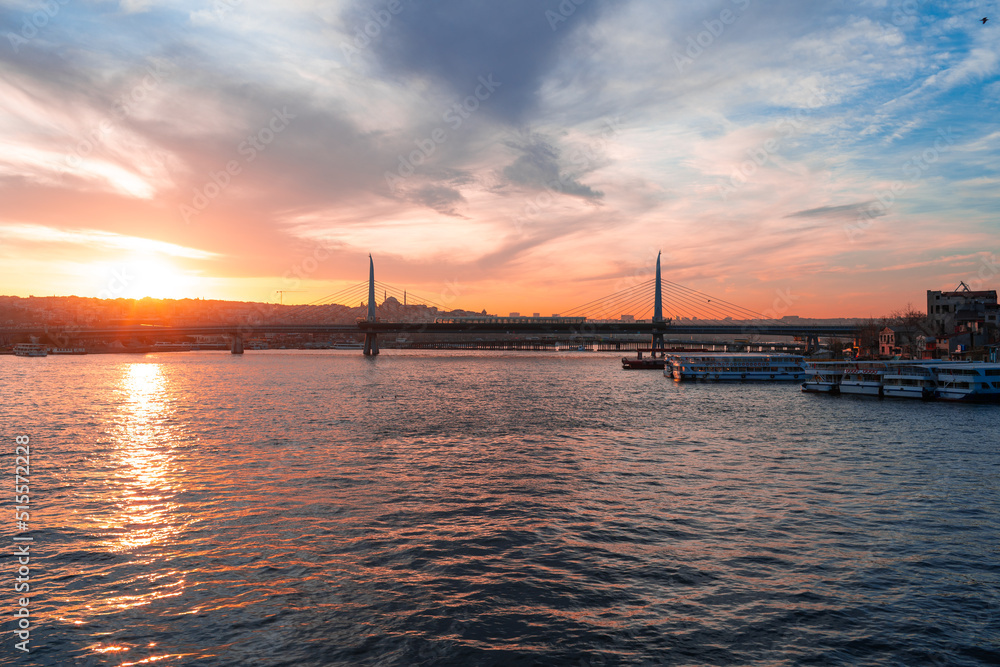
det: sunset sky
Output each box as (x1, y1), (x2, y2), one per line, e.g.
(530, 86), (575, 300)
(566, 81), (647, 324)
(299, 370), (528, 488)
(1, 0), (998, 317)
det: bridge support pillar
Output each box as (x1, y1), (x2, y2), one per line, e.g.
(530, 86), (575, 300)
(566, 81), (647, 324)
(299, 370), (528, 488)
(805, 334), (819, 354)
(363, 254), (379, 356)
(363, 332), (379, 356)
(651, 251), (666, 357)
(231, 334), (244, 354)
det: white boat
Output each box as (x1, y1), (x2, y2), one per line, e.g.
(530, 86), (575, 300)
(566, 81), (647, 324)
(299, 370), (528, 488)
(839, 362), (889, 396)
(152, 342), (192, 351)
(664, 353), (806, 381)
(931, 363), (1000, 402)
(883, 364), (937, 400)
(13, 343), (47, 357)
(801, 361), (849, 393)
(50, 347), (87, 355)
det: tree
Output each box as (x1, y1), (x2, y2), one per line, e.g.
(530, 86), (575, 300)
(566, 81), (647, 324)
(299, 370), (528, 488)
(889, 303), (931, 358)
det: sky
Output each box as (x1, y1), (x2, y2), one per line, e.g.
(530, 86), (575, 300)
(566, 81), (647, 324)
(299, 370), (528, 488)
(1, 0), (998, 318)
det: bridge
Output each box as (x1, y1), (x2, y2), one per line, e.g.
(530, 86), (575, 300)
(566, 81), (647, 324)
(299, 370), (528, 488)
(3, 254), (858, 354)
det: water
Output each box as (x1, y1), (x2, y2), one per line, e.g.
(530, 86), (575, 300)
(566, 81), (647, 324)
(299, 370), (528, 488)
(2, 350), (999, 666)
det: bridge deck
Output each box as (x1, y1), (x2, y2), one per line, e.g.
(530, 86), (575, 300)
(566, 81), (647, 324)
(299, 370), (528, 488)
(3, 322), (858, 338)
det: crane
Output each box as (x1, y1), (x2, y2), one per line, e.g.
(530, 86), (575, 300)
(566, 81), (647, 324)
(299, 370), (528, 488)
(275, 290), (306, 304)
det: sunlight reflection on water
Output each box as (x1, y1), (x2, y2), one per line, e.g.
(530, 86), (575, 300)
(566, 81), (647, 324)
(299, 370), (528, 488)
(5, 351), (999, 665)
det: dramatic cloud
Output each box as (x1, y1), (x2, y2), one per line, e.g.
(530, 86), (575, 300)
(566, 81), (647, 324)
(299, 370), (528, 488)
(0, 0), (997, 315)
(354, 0), (607, 123)
(501, 135), (604, 200)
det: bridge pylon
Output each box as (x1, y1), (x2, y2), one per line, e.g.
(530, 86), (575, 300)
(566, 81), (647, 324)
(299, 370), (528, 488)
(651, 251), (666, 357)
(363, 255), (379, 356)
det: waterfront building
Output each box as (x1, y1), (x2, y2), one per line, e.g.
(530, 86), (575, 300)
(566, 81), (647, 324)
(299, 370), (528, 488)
(927, 283), (997, 335)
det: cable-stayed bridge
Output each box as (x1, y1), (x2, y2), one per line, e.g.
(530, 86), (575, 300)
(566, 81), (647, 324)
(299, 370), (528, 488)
(4, 254), (858, 354)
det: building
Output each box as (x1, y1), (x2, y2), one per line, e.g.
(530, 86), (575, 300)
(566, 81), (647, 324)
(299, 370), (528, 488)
(927, 283), (998, 335)
(879, 327), (899, 357)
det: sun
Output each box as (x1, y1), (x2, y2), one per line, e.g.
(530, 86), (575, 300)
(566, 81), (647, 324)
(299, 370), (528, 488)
(116, 255), (198, 300)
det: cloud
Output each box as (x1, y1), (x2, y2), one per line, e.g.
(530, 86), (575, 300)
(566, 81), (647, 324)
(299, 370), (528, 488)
(0, 0), (997, 316)
(355, 0), (606, 123)
(0, 223), (218, 258)
(785, 201), (883, 219)
(409, 184), (466, 216)
(501, 134), (603, 199)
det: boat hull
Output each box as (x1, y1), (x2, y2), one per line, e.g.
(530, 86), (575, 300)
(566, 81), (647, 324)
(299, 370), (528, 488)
(883, 386), (935, 400)
(839, 383), (883, 396)
(935, 389), (1000, 402)
(802, 381), (840, 394)
(673, 370), (804, 381)
(622, 357), (667, 370)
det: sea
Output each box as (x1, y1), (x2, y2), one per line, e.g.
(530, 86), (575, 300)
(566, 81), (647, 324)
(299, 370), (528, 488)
(2, 350), (999, 666)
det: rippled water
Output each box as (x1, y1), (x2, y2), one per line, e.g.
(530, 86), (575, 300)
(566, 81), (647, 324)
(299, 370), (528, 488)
(3, 350), (999, 665)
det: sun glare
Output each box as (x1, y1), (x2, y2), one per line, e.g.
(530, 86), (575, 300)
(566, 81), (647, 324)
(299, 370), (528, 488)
(109, 255), (198, 300)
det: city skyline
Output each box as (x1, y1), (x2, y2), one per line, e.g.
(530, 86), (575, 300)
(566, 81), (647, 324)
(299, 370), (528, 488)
(2, 1), (998, 317)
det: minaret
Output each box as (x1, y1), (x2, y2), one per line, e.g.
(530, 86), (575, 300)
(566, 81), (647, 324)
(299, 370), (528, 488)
(363, 255), (379, 355)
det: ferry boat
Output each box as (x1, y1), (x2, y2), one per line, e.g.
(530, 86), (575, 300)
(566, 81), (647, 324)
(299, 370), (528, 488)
(151, 342), (193, 352)
(50, 347), (87, 355)
(839, 363), (887, 396)
(664, 353), (806, 381)
(622, 355), (668, 370)
(930, 363), (1000, 402)
(883, 364), (938, 400)
(801, 361), (849, 394)
(13, 343), (48, 357)
(802, 360), (1000, 402)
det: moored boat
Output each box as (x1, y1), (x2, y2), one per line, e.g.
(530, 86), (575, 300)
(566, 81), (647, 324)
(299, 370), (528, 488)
(801, 361), (849, 393)
(838, 362), (889, 397)
(931, 363), (1000, 402)
(883, 364), (937, 400)
(622, 356), (668, 370)
(664, 353), (806, 381)
(13, 343), (47, 357)
(152, 342), (193, 352)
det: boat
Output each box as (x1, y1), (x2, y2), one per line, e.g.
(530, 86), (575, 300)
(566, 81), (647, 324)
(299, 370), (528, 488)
(839, 362), (889, 396)
(151, 342), (193, 351)
(13, 343), (47, 357)
(664, 353), (806, 381)
(802, 360), (1000, 402)
(801, 361), (849, 393)
(49, 347), (87, 355)
(332, 342), (364, 350)
(882, 364), (938, 400)
(622, 356), (668, 370)
(930, 363), (1000, 402)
